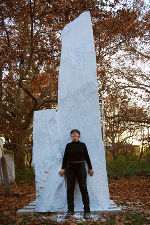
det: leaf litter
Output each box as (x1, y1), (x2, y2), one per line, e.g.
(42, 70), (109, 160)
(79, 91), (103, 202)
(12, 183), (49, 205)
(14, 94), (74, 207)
(0, 176), (149, 224)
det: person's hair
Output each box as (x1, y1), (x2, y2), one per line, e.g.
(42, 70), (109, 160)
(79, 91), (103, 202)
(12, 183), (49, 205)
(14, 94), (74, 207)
(70, 129), (80, 136)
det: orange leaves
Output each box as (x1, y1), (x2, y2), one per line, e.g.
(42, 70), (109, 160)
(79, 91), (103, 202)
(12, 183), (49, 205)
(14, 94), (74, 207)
(0, 177), (150, 224)
(109, 176), (150, 212)
(115, 215), (124, 225)
(0, 179), (35, 224)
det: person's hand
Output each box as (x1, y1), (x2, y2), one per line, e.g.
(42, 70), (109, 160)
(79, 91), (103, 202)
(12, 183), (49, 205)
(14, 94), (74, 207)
(59, 169), (65, 176)
(88, 169), (94, 176)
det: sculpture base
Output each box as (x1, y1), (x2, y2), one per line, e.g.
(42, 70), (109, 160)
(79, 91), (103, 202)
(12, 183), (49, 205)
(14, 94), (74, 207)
(17, 200), (121, 217)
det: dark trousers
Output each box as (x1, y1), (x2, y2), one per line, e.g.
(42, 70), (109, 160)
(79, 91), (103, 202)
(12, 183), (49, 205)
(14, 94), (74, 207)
(66, 162), (90, 212)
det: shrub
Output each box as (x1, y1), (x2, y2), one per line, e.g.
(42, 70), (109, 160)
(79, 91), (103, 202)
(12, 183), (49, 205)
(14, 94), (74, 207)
(106, 156), (150, 178)
(15, 167), (35, 183)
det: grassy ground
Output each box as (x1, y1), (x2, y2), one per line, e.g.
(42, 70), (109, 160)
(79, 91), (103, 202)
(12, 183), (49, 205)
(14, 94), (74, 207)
(107, 156), (150, 179)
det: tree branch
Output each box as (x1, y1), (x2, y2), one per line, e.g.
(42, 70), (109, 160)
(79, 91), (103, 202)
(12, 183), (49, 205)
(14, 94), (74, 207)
(131, 46), (150, 59)
(23, 97), (57, 130)
(106, 115), (150, 125)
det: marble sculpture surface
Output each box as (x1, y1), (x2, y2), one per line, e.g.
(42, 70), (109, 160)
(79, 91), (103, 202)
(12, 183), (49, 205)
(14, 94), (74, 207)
(32, 11), (110, 212)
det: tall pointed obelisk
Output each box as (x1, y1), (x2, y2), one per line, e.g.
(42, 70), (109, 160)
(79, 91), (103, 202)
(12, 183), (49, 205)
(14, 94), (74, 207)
(58, 11), (110, 211)
(32, 11), (110, 212)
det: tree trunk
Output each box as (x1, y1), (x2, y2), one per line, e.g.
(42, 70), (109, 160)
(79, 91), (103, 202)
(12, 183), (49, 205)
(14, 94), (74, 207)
(0, 67), (2, 112)
(1, 156), (11, 195)
(14, 134), (25, 170)
(138, 145), (144, 162)
(110, 144), (118, 160)
(112, 150), (117, 160)
(14, 150), (25, 170)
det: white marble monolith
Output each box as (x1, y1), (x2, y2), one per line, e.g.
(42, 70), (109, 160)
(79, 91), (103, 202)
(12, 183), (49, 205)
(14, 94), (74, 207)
(32, 11), (110, 212)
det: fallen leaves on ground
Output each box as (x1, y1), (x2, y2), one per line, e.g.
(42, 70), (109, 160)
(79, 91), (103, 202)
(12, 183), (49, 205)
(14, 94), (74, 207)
(0, 176), (149, 224)
(0, 180), (36, 224)
(109, 176), (150, 213)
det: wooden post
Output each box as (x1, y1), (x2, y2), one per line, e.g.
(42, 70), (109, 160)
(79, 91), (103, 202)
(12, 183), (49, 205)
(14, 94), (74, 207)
(1, 156), (11, 195)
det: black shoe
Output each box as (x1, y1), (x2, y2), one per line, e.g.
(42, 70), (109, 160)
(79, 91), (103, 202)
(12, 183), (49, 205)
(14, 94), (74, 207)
(65, 211), (74, 219)
(84, 212), (91, 219)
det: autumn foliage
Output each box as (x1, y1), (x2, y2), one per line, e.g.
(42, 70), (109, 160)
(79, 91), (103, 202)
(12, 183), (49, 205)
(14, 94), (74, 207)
(0, 0), (149, 169)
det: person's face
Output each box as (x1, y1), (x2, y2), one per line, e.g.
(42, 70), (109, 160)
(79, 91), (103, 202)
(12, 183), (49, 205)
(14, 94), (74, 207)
(71, 131), (80, 142)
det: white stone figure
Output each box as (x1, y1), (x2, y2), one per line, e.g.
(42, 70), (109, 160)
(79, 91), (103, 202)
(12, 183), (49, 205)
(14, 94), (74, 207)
(32, 11), (110, 212)
(0, 139), (15, 184)
(0, 138), (3, 158)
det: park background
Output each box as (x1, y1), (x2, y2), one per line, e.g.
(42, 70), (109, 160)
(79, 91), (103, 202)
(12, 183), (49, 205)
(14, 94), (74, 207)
(0, 0), (149, 224)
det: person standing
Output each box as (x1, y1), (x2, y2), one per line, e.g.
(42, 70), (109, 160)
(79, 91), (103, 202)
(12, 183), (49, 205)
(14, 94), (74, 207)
(59, 129), (94, 219)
